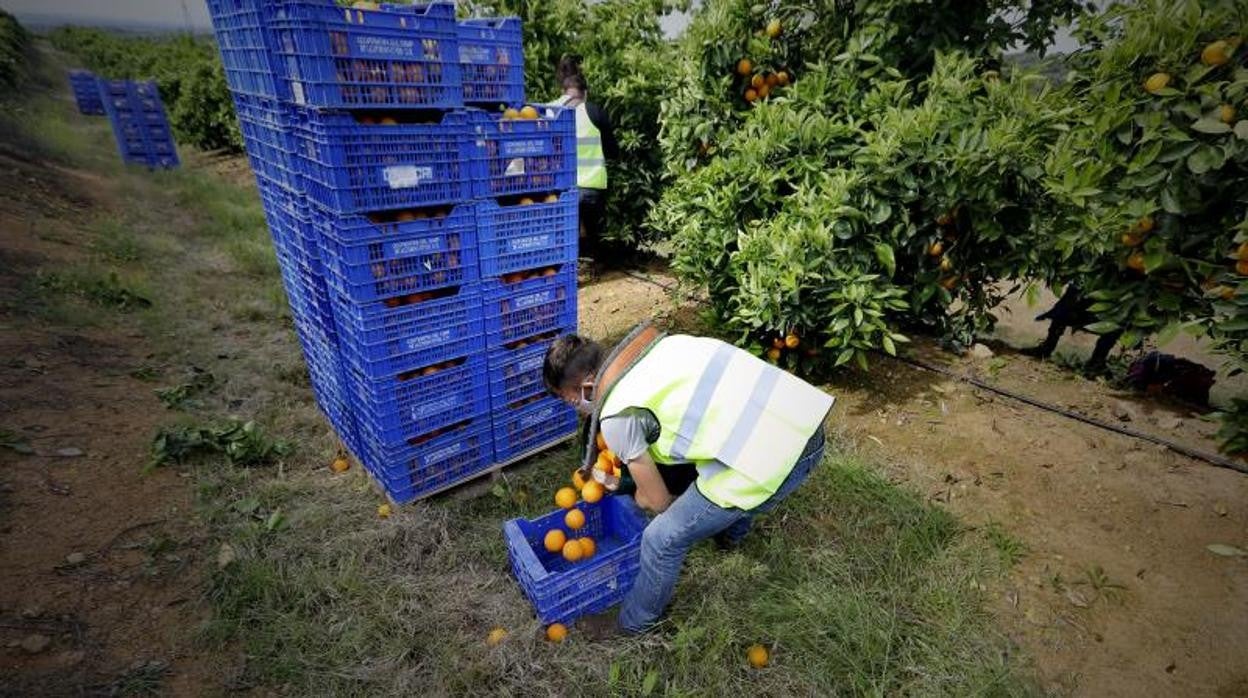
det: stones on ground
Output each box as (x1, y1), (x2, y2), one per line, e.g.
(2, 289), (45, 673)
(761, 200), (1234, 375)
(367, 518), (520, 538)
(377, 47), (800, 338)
(20, 634), (51, 654)
(1213, 502), (1228, 517)
(217, 542), (237, 569)
(55, 447), (84, 457)
(65, 552), (86, 565)
(1065, 589), (1091, 608)
(1111, 400), (1136, 422)
(1156, 416), (1182, 430)
(968, 343), (994, 360)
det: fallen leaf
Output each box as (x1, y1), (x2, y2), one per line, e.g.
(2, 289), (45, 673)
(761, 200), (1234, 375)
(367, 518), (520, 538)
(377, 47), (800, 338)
(1206, 544), (1246, 557)
(217, 542), (237, 569)
(1065, 590), (1090, 608)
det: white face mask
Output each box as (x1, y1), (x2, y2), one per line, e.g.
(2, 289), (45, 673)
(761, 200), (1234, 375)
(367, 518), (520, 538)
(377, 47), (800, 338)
(576, 398), (594, 416)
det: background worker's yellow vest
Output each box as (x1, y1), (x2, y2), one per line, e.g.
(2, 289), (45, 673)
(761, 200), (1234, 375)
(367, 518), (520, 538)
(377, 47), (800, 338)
(575, 104), (607, 190)
(600, 335), (835, 510)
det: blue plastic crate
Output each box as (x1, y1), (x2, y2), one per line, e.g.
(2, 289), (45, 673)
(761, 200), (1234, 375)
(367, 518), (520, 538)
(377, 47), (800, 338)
(269, 1), (462, 110)
(492, 395), (578, 464)
(482, 266), (577, 349)
(457, 17), (524, 108)
(504, 495), (648, 625)
(315, 203), (478, 303)
(206, 0), (289, 100)
(486, 330), (572, 406)
(477, 191), (579, 278)
(357, 417), (494, 503)
(100, 79), (180, 169)
(69, 70), (105, 115)
(332, 285), (485, 380)
(469, 107), (575, 198)
(234, 94), (304, 193)
(349, 353), (492, 446)
(294, 109), (472, 214)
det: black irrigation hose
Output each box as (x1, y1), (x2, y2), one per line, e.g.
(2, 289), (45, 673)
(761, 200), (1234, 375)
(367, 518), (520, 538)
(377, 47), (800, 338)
(610, 267), (1248, 475)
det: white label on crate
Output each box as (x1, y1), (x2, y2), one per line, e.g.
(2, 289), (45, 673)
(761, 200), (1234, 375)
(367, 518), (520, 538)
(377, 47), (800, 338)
(384, 165), (434, 189)
(503, 158), (525, 177)
(507, 234), (551, 253)
(389, 237), (442, 256)
(426, 440), (467, 465)
(460, 46), (490, 63)
(514, 289), (554, 310)
(413, 394), (460, 420)
(405, 328), (451, 352)
(519, 405), (557, 429)
(518, 354), (544, 373)
(292, 81), (306, 106)
(502, 139), (545, 157)
(352, 35), (418, 59)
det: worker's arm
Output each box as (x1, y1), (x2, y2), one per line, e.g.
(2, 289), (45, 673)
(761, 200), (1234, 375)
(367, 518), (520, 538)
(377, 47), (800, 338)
(627, 451), (673, 513)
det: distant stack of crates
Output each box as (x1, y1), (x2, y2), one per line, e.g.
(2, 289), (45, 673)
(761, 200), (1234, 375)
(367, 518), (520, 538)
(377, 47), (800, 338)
(98, 79), (180, 169)
(206, 0), (578, 503)
(68, 70), (105, 115)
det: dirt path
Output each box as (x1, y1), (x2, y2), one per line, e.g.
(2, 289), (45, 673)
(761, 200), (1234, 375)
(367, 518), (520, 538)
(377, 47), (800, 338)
(0, 96), (228, 694)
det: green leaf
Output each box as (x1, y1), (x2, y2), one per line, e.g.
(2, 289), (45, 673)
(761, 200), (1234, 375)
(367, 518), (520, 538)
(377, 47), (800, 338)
(835, 348), (854, 367)
(1191, 118), (1232, 135)
(1187, 147), (1218, 174)
(1143, 248), (1166, 272)
(881, 334), (896, 356)
(1236, 120), (1248, 140)
(1084, 321), (1120, 334)
(1160, 186), (1183, 214)
(265, 509), (285, 532)
(642, 670), (658, 696)
(874, 242), (895, 277)
(1156, 322), (1181, 347)
(1119, 330), (1143, 348)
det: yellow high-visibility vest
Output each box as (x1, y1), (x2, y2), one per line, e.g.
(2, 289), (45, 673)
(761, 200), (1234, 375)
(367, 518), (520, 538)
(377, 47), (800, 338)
(600, 335), (834, 510)
(575, 103), (607, 190)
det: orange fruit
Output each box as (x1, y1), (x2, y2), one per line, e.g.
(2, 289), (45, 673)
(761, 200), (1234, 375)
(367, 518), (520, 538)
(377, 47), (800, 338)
(544, 193), (558, 203)
(936, 212), (953, 226)
(487, 627), (507, 646)
(358, 114), (377, 125)
(1121, 232), (1143, 247)
(1222, 286), (1236, 300)
(1127, 251), (1146, 272)
(1220, 104), (1236, 124)
(736, 58), (752, 77)
(1134, 216), (1155, 234)
(771, 337), (784, 350)
(766, 347), (781, 362)
(1237, 241), (1248, 261)
(546, 623), (567, 642)
(519, 105), (539, 120)
(765, 73), (778, 87)
(784, 333), (799, 349)
(1144, 72), (1170, 94)
(595, 431), (608, 451)
(377, 503), (392, 518)
(555, 486), (578, 509)
(751, 74), (765, 89)
(757, 84), (771, 99)
(765, 19), (781, 39)
(1237, 259), (1248, 276)
(562, 539), (583, 562)
(395, 210), (417, 222)
(582, 480), (604, 504)
(331, 456), (350, 473)
(578, 537), (596, 558)
(379, 116), (399, 126)
(747, 644), (769, 668)
(519, 197), (536, 206)
(744, 88), (758, 102)
(1202, 40), (1231, 67)
(939, 256), (953, 272)
(776, 70), (790, 86)
(928, 241), (943, 257)
(502, 107), (520, 120)
(572, 469), (588, 490)
(565, 508), (586, 530)
(594, 453), (614, 475)
(544, 528), (567, 553)
(939, 275), (960, 291)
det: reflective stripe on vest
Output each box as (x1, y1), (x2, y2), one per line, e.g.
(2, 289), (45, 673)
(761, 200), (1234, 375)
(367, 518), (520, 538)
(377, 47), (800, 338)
(575, 103), (608, 190)
(600, 335), (834, 510)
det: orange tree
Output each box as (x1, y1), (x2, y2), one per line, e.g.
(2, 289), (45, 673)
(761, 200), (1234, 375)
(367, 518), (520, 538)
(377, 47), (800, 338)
(651, 0), (1082, 368)
(1037, 0), (1246, 452)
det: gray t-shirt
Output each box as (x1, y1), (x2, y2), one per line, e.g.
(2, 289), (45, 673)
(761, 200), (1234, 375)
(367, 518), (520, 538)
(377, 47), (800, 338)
(600, 409), (691, 464)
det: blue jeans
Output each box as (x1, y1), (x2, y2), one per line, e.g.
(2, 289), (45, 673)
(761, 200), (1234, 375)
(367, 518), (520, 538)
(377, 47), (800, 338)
(617, 429), (826, 633)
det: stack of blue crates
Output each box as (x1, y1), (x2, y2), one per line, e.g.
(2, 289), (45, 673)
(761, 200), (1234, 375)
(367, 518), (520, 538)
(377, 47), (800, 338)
(69, 70), (105, 115)
(98, 79), (179, 169)
(207, 0), (578, 503)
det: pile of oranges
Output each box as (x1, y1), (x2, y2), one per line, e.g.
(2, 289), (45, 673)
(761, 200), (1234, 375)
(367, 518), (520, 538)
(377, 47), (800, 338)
(735, 19), (791, 104)
(764, 330), (811, 363)
(543, 465), (607, 565)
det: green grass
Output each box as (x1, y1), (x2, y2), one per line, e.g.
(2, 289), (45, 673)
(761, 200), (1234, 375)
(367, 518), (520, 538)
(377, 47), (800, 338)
(4, 45), (1038, 696)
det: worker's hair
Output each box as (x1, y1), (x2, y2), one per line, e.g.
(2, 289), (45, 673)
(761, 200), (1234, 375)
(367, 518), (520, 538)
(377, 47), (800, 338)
(556, 53), (583, 84)
(562, 73), (588, 94)
(543, 334), (604, 395)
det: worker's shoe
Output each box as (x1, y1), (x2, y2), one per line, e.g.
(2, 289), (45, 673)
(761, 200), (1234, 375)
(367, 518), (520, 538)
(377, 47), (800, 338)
(578, 610), (622, 641)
